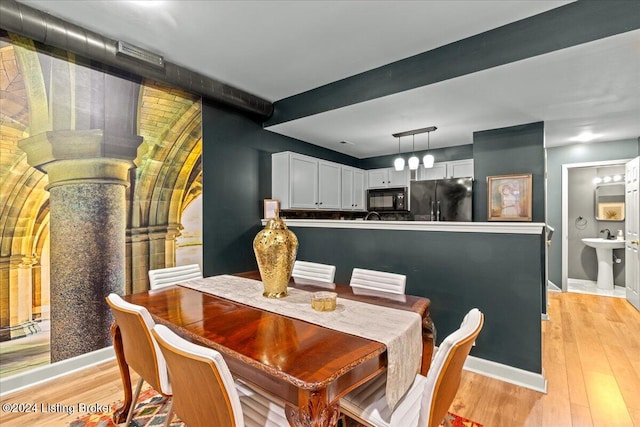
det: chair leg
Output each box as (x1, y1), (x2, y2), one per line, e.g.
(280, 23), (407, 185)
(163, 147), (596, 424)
(163, 398), (174, 427)
(125, 377), (144, 426)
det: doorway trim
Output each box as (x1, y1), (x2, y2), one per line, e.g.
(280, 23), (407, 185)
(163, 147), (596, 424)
(561, 159), (631, 291)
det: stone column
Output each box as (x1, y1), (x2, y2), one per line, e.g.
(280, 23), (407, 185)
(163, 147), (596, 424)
(19, 130), (139, 362)
(127, 224), (182, 294)
(0, 254), (39, 340)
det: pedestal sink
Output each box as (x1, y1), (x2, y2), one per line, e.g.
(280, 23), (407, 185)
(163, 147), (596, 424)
(581, 238), (625, 289)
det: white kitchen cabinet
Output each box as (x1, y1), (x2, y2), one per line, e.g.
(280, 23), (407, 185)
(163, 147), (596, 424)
(417, 159), (474, 180)
(317, 160), (341, 209)
(448, 159), (474, 178)
(288, 153), (318, 209)
(272, 152), (341, 210)
(367, 167), (409, 189)
(419, 163), (448, 180)
(341, 166), (365, 210)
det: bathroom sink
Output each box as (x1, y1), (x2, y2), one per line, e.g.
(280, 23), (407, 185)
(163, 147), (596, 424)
(581, 238), (624, 290)
(581, 238), (625, 249)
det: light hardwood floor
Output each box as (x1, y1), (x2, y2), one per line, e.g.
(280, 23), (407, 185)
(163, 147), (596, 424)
(1, 291), (638, 426)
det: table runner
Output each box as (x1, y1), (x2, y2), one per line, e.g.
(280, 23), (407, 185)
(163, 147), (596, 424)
(179, 275), (422, 410)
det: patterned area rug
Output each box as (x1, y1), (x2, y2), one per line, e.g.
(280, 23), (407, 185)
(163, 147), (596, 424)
(69, 388), (179, 427)
(70, 387), (482, 427)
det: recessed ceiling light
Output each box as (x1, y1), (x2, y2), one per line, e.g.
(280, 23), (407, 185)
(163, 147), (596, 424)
(570, 131), (600, 143)
(130, 0), (164, 7)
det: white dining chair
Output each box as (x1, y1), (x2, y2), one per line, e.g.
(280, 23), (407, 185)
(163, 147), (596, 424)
(152, 324), (289, 427)
(340, 308), (484, 427)
(292, 260), (336, 283)
(106, 294), (173, 427)
(349, 268), (406, 295)
(148, 263), (202, 290)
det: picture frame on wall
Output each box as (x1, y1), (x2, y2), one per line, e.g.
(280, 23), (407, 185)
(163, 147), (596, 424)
(597, 202), (624, 221)
(487, 174), (532, 221)
(263, 199), (280, 219)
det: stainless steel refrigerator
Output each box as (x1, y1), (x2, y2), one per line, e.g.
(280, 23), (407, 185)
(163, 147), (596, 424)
(409, 178), (473, 221)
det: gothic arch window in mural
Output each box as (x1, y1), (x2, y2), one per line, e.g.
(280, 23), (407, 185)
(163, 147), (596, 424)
(0, 34), (202, 379)
(176, 195), (203, 270)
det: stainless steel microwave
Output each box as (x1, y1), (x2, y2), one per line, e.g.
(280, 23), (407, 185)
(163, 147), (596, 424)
(367, 187), (408, 211)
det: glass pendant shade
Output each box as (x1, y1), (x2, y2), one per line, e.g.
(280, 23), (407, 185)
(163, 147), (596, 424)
(423, 130), (434, 168)
(423, 153), (435, 168)
(394, 157), (405, 171)
(393, 136), (405, 171)
(408, 135), (419, 170)
(408, 155), (419, 170)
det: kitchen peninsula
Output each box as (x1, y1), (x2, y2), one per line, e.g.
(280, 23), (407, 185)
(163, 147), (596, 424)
(264, 218), (547, 392)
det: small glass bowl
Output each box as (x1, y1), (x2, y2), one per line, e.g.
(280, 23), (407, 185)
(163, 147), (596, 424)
(311, 291), (337, 312)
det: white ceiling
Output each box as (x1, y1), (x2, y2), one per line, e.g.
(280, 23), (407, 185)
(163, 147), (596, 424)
(19, 0), (640, 158)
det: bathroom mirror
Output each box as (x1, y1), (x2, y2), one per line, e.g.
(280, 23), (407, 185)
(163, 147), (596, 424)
(595, 183), (625, 221)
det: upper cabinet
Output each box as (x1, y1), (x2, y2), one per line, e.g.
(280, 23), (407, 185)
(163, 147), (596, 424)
(317, 160), (341, 209)
(417, 159), (474, 180)
(341, 166), (365, 210)
(272, 152), (347, 210)
(367, 167), (409, 189)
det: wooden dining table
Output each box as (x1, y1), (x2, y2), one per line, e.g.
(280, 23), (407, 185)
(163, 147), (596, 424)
(111, 271), (434, 427)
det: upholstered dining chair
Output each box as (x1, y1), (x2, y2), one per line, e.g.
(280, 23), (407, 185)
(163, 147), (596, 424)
(148, 263), (202, 290)
(105, 294), (172, 427)
(151, 324), (289, 427)
(349, 268), (406, 295)
(340, 308), (484, 427)
(292, 260), (337, 283)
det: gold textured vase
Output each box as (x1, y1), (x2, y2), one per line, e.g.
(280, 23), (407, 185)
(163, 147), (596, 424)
(253, 214), (298, 298)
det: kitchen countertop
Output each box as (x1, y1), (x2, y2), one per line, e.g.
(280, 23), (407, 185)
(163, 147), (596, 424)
(261, 219), (546, 234)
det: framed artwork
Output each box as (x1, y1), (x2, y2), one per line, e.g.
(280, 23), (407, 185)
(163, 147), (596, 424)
(487, 174), (532, 221)
(597, 202), (624, 221)
(263, 199), (280, 219)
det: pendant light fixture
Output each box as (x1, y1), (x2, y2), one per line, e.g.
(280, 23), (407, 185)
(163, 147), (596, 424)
(423, 128), (435, 168)
(408, 134), (419, 170)
(393, 136), (405, 171)
(391, 125), (437, 170)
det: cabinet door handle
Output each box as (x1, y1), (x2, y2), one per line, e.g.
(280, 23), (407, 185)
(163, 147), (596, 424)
(319, 202), (323, 205)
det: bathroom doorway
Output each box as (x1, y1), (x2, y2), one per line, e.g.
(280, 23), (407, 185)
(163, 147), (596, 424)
(561, 159), (629, 297)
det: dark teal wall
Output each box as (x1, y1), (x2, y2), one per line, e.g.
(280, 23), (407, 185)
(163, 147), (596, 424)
(546, 139), (639, 286)
(202, 101), (546, 373)
(473, 122), (546, 222)
(292, 227), (544, 373)
(201, 100), (360, 276)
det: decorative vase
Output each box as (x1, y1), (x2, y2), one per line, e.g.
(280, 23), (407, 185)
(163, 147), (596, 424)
(253, 213), (298, 298)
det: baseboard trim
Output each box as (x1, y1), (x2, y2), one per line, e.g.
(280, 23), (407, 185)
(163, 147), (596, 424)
(568, 278), (597, 286)
(2, 347), (548, 398)
(547, 280), (561, 292)
(464, 355), (547, 393)
(0, 346), (115, 397)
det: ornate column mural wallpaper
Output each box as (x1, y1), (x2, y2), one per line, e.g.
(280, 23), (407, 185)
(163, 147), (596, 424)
(0, 30), (203, 374)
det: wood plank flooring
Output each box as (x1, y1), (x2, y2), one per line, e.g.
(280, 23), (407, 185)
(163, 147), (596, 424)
(451, 292), (640, 427)
(1, 291), (638, 426)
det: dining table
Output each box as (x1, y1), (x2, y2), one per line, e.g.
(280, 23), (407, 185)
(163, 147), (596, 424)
(111, 271), (434, 427)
